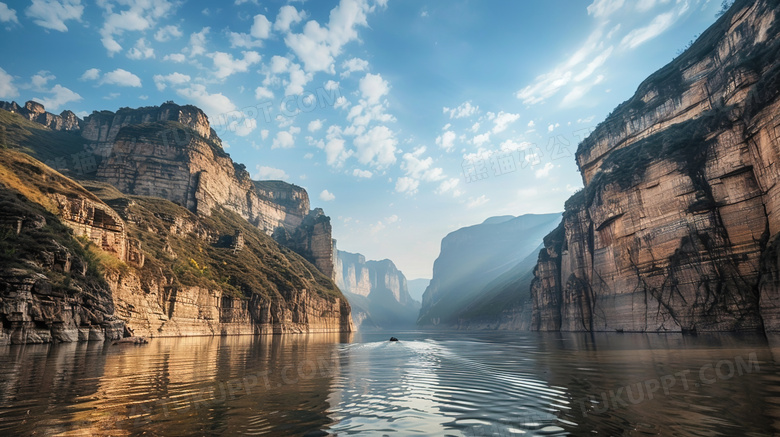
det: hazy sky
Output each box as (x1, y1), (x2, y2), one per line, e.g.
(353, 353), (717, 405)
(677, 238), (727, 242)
(0, 0), (724, 279)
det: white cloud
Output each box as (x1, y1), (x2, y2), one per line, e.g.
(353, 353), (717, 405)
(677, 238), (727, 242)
(154, 25), (182, 42)
(435, 178), (461, 196)
(325, 80), (340, 91)
(229, 117), (257, 136)
(472, 132), (491, 147)
(587, 0), (625, 18)
(26, 0), (83, 32)
(80, 68), (100, 81)
(443, 101), (478, 119)
(308, 119), (323, 132)
(254, 165), (289, 180)
(353, 168), (372, 178)
(395, 176), (419, 195)
(164, 53), (186, 63)
(319, 189), (336, 201)
(436, 130), (456, 152)
(188, 27), (209, 56)
(334, 95), (350, 109)
(620, 10), (677, 50)
(323, 137), (352, 166)
(251, 14), (272, 39)
(492, 111), (520, 134)
(98, 0), (175, 55)
(127, 38), (155, 60)
(101, 68), (142, 87)
(527, 120), (535, 128)
(272, 126), (301, 149)
(274, 5), (304, 33)
(284, 0), (377, 74)
(228, 32), (262, 49)
(547, 123), (560, 132)
(341, 57), (369, 77)
(0, 2), (19, 24)
(255, 86), (274, 100)
(153, 72), (190, 91)
(33, 84), (81, 111)
(0, 67), (18, 99)
(535, 162), (555, 178)
(401, 147), (445, 183)
(354, 125), (397, 167)
(359, 73), (389, 105)
(176, 84), (237, 118)
(467, 195), (489, 209)
(211, 51), (261, 79)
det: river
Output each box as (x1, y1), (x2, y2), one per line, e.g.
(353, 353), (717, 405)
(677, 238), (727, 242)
(0, 331), (777, 436)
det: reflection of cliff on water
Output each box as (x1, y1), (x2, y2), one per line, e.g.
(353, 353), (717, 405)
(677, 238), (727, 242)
(532, 332), (780, 436)
(0, 333), (351, 435)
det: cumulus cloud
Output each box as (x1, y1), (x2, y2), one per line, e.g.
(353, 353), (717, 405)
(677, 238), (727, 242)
(435, 178), (461, 196)
(492, 111), (520, 134)
(153, 72), (190, 91)
(176, 84), (237, 118)
(163, 53), (186, 63)
(211, 51), (261, 79)
(358, 73), (389, 105)
(0, 2), (19, 24)
(255, 86), (274, 100)
(436, 130), (456, 152)
(443, 101), (478, 119)
(274, 5), (304, 33)
(395, 176), (419, 195)
(353, 168), (372, 178)
(251, 14), (272, 38)
(127, 38), (155, 60)
(354, 125), (397, 167)
(101, 68), (142, 87)
(272, 126), (301, 149)
(98, 0), (176, 55)
(535, 162), (555, 178)
(33, 84), (81, 111)
(26, 0), (83, 32)
(0, 67), (18, 98)
(254, 165), (289, 180)
(319, 189), (336, 201)
(154, 25), (182, 42)
(341, 57), (369, 77)
(401, 147), (445, 182)
(308, 119), (323, 132)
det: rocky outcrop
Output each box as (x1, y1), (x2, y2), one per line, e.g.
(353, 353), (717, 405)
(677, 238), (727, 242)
(418, 213), (561, 327)
(0, 100), (80, 131)
(335, 249), (420, 329)
(0, 129), (353, 344)
(530, 0), (780, 332)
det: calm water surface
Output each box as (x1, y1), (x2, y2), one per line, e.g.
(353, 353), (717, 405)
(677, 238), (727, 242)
(0, 331), (779, 436)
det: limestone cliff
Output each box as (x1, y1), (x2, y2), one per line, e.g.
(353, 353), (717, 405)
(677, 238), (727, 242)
(530, 0), (780, 332)
(334, 249), (420, 330)
(0, 100), (80, 132)
(0, 148), (352, 344)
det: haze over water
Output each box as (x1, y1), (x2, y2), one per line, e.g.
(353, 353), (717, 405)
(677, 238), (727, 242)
(0, 331), (777, 436)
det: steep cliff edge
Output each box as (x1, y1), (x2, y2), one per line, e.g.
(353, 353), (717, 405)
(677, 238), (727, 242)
(334, 249), (420, 329)
(0, 148), (352, 344)
(531, 0), (780, 332)
(417, 213), (561, 328)
(0, 101), (336, 278)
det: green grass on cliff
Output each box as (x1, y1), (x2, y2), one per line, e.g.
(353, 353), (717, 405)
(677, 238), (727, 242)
(0, 109), (86, 163)
(76, 180), (343, 303)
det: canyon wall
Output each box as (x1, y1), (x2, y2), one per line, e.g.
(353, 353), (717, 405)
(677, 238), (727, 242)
(334, 249), (420, 329)
(530, 0), (780, 332)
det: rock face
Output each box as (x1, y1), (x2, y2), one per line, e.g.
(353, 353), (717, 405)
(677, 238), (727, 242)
(417, 213), (562, 328)
(0, 100), (81, 131)
(334, 249), (420, 329)
(530, 0), (780, 333)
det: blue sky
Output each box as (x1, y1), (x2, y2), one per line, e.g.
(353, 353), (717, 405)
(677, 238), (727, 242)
(0, 0), (723, 279)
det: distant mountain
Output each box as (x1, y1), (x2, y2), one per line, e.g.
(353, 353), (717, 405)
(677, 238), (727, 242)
(417, 213), (561, 328)
(406, 278), (430, 302)
(335, 250), (420, 330)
